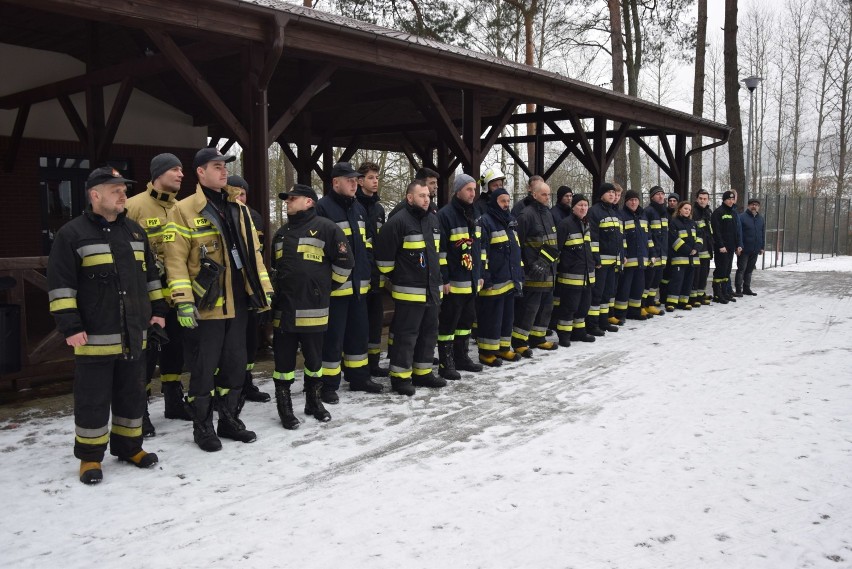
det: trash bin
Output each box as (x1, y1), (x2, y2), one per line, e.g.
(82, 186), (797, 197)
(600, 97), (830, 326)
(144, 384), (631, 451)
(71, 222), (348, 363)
(0, 304), (21, 374)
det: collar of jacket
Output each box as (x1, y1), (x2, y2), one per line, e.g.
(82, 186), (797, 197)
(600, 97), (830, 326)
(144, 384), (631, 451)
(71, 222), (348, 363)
(530, 199), (549, 213)
(571, 212), (587, 225)
(649, 201), (667, 216)
(288, 207), (316, 228)
(558, 202), (572, 213)
(356, 187), (379, 208)
(404, 199), (429, 219)
(486, 199), (512, 225)
(331, 188), (355, 210)
(147, 181), (178, 207)
(84, 205), (126, 226)
(451, 195), (475, 216)
(622, 204), (641, 217)
(745, 209), (759, 218)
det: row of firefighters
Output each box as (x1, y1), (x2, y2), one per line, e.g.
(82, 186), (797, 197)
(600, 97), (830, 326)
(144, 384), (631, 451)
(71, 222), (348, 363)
(46, 149), (763, 485)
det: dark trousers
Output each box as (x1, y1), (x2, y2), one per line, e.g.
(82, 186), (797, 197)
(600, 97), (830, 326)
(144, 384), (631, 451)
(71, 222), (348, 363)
(388, 302), (439, 379)
(476, 292), (515, 354)
(555, 286), (591, 334)
(589, 264), (616, 326)
(144, 308), (184, 390)
(273, 329), (324, 383)
(644, 264), (664, 306)
(713, 249), (735, 285)
(366, 290), (385, 356)
(322, 295), (370, 389)
(512, 288), (553, 347)
(73, 357), (146, 462)
(614, 266), (645, 318)
(183, 308), (248, 398)
(665, 264), (694, 306)
(245, 309), (259, 372)
(693, 257), (711, 297)
(736, 252), (759, 291)
(438, 293), (476, 341)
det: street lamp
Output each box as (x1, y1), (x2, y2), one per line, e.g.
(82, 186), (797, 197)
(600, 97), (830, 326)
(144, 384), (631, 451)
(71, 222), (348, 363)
(741, 75), (763, 207)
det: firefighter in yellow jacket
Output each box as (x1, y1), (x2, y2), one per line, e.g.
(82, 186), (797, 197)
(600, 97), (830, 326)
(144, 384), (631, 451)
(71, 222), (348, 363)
(162, 148), (273, 452)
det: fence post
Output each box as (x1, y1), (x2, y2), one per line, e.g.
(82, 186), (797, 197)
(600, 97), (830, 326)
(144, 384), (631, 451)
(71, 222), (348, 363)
(781, 195), (787, 267)
(810, 197), (816, 261)
(794, 195), (801, 264)
(821, 197), (828, 259)
(775, 194), (782, 267)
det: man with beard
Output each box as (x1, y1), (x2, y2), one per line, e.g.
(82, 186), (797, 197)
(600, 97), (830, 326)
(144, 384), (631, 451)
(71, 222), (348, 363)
(691, 189), (714, 306)
(613, 190), (651, 322)
(643, 186), (668, 316)
(586, 183), (623, 335)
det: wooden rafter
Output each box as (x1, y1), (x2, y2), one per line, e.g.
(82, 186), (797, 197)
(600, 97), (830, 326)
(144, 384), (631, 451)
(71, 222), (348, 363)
(415, 80), (471, 167)
(500, 143), (533, 179)
(57, 95), (89, 148)
(268, 63), (336, 143)
(3, 104), (30, 173)
(96, 77), (134, 161)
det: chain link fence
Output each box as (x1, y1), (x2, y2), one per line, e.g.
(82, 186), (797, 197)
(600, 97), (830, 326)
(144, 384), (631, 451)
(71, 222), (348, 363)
(758, 195), (851, 269)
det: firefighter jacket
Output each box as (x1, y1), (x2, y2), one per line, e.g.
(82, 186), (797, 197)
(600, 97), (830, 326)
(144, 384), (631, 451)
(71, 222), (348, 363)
(163, 184), (272, 319)
(271, 208), (354, 333)
(374, 200), (442, 305)
(437, 197), (482, 295)
(692, 202), (713, 259)
(555, 212), (595, 289)
(316, 190), (371, 298)
(477, 199), (523, 296)
(710, 202), (741, 251)
(550, 202), (571, 225)
(356, 187), (386, 290)
(740, 209), (765, 253)
(125, 183), (178, 298)
(645, 201), (669, 263)
(48, 207), (168, 361)
(620, 205), (652, 269)
(669, 214), (701, 266)
(588, 201), (623, 267)
(511, 194), (533, 218)
(516, 200), (559, 290)
(248, 206), (265, 252)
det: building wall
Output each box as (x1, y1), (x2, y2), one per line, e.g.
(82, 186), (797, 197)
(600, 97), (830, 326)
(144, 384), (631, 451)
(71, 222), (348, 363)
(0, 43), (207, 148)
(0, 136), (199, 258)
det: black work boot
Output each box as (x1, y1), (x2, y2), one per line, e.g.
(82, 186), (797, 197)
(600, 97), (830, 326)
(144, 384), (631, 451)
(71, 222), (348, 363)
(186, 395), (222, 452)
(570, 328), (596, 343)
(304, 378), (332, 422)
(412, 371), (447, 388)
(142, 403), (156, 438)
(391, 377), (416, 396)
(274, 380), (300, 430)
(712, 283), (729, 304)
(349, 376), (384, 393)
(453, 337), (483, 372)
(368, 353), (389, 377)
(243, 370), (271, 402)
(437, 341), (461, 380)
(557, 333), (572, 348)
(217, 390), (257, 443)
(162, 381), (191, 420)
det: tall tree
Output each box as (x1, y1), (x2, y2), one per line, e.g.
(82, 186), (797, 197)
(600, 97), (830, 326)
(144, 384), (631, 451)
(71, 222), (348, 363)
(833, 0), (852, 199)
(785, 0), (815, 196)
(503, 0), (539, 168)
(724, 0), (746, 205)
(691, 0), (708, 198)
(810, 0), (841, 196)
(608, 0), (628, 186)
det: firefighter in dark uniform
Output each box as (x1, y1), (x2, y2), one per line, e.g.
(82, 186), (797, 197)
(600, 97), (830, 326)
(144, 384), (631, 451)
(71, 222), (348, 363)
(476, 188), (524, 366)
(553, 194), (597, 347)
(586, 183), (623, 335)
(436, 174), (483, 380)
(48, 166), (167, 485)
(316, 162), (383, 402)
(375, 180), (445, 396)
(271, 184), (354, 428)
(666, 201), (701, 310)
(512, 182), (559, 355)
(163, 148), (273, 452)
(229, 174), (272, 404)
(613, 190), (652, 322)
(124, 153), (190, 437)
(692, 189), (714, 306)
(474, 166), (506, 218)
(644, 186), (667, 315)
(710, 190), (741, 303)
(355, 162), (389, 377)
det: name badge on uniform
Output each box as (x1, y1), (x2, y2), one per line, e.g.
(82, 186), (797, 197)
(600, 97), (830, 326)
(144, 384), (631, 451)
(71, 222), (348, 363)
(146, 218), (161, 227)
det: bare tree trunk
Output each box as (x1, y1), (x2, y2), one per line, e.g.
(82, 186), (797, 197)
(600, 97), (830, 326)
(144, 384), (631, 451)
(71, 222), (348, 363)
(504, 0), (539, 171)
(774, 63), (786, 195)
(836, 1), (852, 200)
(725, 0), (746, 205)
(608, 0), (628, 186)
(811, 5), (839, 197)
(691, 0), (708, 198)
(623, 0), (643, 191)
(786, 0), (814, 196)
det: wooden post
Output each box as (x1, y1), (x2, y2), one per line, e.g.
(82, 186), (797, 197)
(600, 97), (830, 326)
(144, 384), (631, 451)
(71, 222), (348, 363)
(591, 117), (606, 202)
(244, 43), (271, 254)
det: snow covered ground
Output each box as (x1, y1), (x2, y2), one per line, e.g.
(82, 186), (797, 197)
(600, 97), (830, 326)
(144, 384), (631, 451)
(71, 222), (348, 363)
(2, 256), (851, 569)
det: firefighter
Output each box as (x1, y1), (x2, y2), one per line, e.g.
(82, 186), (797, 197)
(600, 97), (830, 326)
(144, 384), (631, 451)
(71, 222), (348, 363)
(586, 183), (623, 336)
(124, 153), (190, 437)
(476, 188), (524, 366)
(375, 180), (445, 395)
(667, 193), (680, 218)
(512, 182), (559, 355)
(436, 174), (483, 380)
(643, 186), (668, 316)
(474, 166), (506, 217)
(550, 185), (573, 225)
(553, 194), (597, 347)
(511, 175), (544, 218)
(315, 162), (383, 402)
(613, 190), (652, 323)
(692, 189), (714, 306)
(710, 190), (742, 303)
(229, 174), (272, 403)
(355, 162), (389, 377)
(666, 201), (700, 311)
(271, 184), (354, 427)
(48, 166), (167, 485)
(163, 148), (273, 452)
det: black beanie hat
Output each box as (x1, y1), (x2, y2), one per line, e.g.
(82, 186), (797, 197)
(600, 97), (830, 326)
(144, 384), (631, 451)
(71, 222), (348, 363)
(649, 186), (665, 198)
(571, 194), (589, 207)
(556, 185), (573, 202)
(150, 153), (182, 182)
(624, 189), (641, 202)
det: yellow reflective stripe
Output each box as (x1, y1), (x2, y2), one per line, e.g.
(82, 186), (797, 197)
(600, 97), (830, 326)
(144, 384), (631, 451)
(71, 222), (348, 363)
(148, 289), (164, 301)
(331, 272), (348, 283)
(297, 244), (324, 257)
(403, 240), (426, 249)
(133, 251), (145, 262)
(111, 424), (142, 438)
(50, 298), (77, 311)
(75, 433), (110, 445)
(81, 253), (114, 267)
(74, 344), (123, 356)
(449, 285), (472, 294)
(449, 231), (470, 241)
(295, 316), (329, 327)
(392, 291), (426, 302)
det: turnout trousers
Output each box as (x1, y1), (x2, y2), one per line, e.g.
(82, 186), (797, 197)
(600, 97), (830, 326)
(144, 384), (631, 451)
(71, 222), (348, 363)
(366, 290), (386, 358)
(614, 267), (645, 318)
(321, 295), (370, 390)
(438, 293), (476, 343)
(512, 288), (553, 348)
(644, 263), (664, 307)
(73, 357), (146, 462)
(183, 307), (248, 398)
(693, 257), (711, 298)
(476, 292), (515, 355)
(272, 330), (324, 385)
(144, 307), (184, 391)
(555, 286), (591, 336)
(713, 250), (735, 289)
(388, 301), (439, 380)
(589, 264), (617, 328)
(664, 264), (695, 307)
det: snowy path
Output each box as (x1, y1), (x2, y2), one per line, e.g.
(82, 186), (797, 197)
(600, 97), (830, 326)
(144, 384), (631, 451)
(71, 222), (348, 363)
(2, 258), (851, 568)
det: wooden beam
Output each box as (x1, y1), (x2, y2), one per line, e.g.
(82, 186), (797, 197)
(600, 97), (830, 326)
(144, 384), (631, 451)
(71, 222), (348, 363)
(207, 137), (221, 148)
(3, 104), (30, 173)
(415, 80), (471, 166)
(338, 136), (362, 163)
(96, 77), (134, 161)
(567, 109), (599, 175)
(220, 139), (237, 154)
(57, 95), (89, 147)
(543, 146), (574, 181)
(481, 99), (520, 156)
(463, 89), (482, 180)
(632, 136), (674, 179)
(258, 13), (288, 89)
(268, 63), (337, 143)
(604, 121), (630, 172)
(500, 143), (533, 179)
(659, 135), (679, 180)
(146, 28), (248, 145)
(401, 131), (437, 170)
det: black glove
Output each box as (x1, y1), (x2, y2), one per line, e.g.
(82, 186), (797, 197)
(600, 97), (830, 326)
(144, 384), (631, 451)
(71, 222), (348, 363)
(527, 257), (551, 283)
(192, 257), (224, 310)
(148, 322), (170, 347)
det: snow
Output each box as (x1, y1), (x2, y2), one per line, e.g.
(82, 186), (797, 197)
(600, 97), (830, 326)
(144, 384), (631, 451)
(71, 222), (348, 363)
(2, 257), (852, 569)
